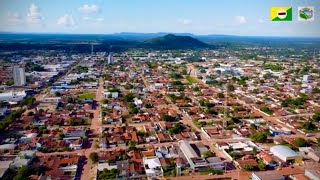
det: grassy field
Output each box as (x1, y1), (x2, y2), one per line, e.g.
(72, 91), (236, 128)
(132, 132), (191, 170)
(78, 92), (96, 100)
(186, 75), (198, 84)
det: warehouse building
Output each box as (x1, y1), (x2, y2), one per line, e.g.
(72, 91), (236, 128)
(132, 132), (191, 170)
(270, 145), (302, 164)
(178, 140), (224, 172)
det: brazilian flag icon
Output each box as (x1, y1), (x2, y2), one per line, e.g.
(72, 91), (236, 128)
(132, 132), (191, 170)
(270, 7), (292, 21)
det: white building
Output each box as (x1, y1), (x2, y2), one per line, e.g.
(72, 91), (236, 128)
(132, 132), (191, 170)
(270, 145), (302, 164)
(178, 140), (224, 171)
(251, 171), (285, 180)
(142, 157), (163, 177)
(0, 91), (27, 104)
(108, 52), (114, 64)
(13, 66), (26, 86)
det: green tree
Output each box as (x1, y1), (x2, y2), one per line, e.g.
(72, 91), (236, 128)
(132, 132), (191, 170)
(217, 92), (225, 98)
(294, 138), (309, 147)
(250, 132), (267, 143)
(168, 123), (184, 134)
(98, 168), (118, 180)
(243, 164), (258, 171)
(302, 121), (316, 131)
(252, 147), (258, 156)
(162, 114), (172, 122)
(227, 85), (235, 91)
(6, 79), (14, 86)
(202, 150), (214, 158)
(312, 111), (320, 122)
(89, 152), (99, 163)
(258, 160), (266, 170)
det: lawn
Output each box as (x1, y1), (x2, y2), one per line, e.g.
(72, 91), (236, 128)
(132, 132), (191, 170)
(78, 92), (96, 100)
(186, 75), (198, 84)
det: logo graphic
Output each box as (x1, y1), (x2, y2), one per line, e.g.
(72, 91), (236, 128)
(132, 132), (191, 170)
(270, 7), (292, 21)
(298, 7), (314, 21)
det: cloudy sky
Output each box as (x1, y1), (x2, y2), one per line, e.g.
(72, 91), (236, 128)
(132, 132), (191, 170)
(0, 0), (319, 37)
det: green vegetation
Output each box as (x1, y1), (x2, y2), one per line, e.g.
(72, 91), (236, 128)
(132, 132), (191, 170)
(216, 92), (225, 98)
(243, 164), (258, 171)
(25, 61), (45, 72)
(108, 87), (120, 92)
(201, 168), (223, 175)
(227, 85), (235, 91)
(258, 160), (267, 170)
(263, 63), (283, 71)
(101, 99), (108, 104)
(98, 168), (119, 180)
(6, 79), (14, 86)
(260, 107), (273, 115)
(78, 92), (96, 100)
(186, 75), (197, 84)
(13, 165), (45, 180)
(75, 66), (88, 73)
(312, 111), (320, 122)
(162, 114), (174, 122)
(294, 138), (309, 147)
(89, 152), (99, 163)
(281, 94), (308, 108)
(232, 76), (249, 86)
(172, 80), (183, 86)
(199, 100), (215, 108)
(250, 132), (268, 143)
(170, 72), (183, 79)
(202, 150), (214, 158)
(302, 121), (316, 131)
(123, 93), (135, 102)
(146, 62), (158, 69)
(0, 109), (24, 132)
(168, 123), (184, 134)
(19, 96), (36, 108)
(228, 151), (241, 160)
(192, 120), (214, 128)
(143, 34), (210, 50)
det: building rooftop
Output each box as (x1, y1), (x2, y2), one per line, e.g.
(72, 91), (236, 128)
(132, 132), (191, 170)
(270, 145), (299, 157)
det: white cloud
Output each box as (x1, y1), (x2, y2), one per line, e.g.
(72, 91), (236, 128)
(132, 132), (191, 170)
(258, 17), (265, 23)
(178, 19), (192, 25)
(78, 4), (99, 14)
(235, 16), (246, 24)
(96, 17), (104, 22)
(27, 3), (42, 24)
(83, 16), (91, 21)
(57, 14), (75, 27)
(7, 12), (21, 25)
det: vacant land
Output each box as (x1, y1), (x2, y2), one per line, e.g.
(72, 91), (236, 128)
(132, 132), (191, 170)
(78, 92), (96, 100)
(186, 75), (198, 84)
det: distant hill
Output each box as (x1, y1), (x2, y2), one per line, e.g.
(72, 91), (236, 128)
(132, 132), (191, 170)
(142, 34), (210, 49)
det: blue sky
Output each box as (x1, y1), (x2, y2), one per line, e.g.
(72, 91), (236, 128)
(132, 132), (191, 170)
(0, 0), (319, 37)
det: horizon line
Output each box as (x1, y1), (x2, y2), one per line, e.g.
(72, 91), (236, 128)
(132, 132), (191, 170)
(0, 31), (319, 38)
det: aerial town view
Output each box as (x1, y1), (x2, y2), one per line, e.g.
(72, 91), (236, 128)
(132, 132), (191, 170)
(0, 0), (320, 180)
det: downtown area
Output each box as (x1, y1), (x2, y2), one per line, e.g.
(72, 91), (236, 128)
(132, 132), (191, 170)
(0, 35), (320, 180)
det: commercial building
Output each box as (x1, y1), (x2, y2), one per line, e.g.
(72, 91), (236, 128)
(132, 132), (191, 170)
(108, 52), (114, 64)
(0, 91), (27, 104)
(270, 145), (302, 164)
(251, 171), (285, 180)
(178, 140), (224, 171)
(13, 66), (26, 86)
